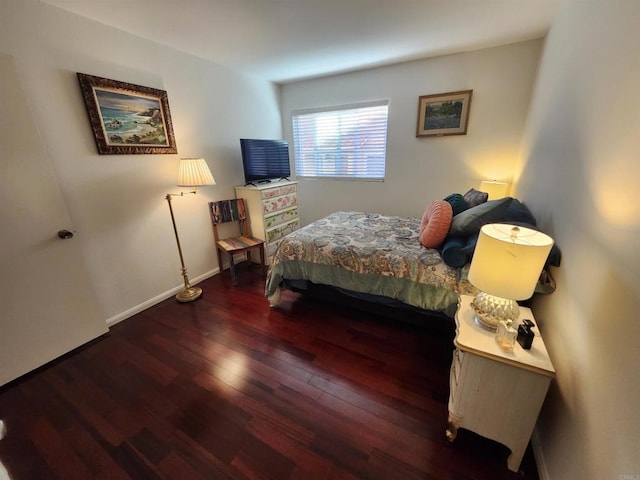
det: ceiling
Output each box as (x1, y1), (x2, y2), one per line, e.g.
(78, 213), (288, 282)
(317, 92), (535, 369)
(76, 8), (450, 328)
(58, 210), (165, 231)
(42, 0), (566, 84)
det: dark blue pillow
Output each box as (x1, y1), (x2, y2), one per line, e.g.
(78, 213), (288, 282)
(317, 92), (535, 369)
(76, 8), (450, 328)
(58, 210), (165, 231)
(440, 233), (479, 267)
(443, 193), (469, 216)
(504, 198), (537, 226)
(441, 236), (467, 267)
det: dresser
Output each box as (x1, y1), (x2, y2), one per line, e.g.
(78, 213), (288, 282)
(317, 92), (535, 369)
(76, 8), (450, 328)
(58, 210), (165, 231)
(234, 180), (299, 265)
(447, 295), (555, 472)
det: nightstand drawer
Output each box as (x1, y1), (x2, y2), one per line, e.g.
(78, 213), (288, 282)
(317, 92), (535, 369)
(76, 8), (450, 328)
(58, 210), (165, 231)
(449, 362), (458, 404)
(452, 349), (464, 385)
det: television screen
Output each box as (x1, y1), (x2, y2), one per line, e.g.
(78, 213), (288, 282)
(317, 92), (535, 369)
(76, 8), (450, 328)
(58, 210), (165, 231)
(240, 138), (291, 185)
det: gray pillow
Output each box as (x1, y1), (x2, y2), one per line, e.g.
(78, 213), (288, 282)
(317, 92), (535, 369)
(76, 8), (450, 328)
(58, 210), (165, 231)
(449, 197), (513, 236)
(463, 188), (489, 207)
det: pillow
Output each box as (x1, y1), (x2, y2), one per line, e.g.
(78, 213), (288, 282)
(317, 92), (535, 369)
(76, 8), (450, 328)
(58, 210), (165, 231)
(548, 244), (561, 267)
(449, 197), (513, 236)
(419, 200), (453, 248)
(441, 234), (479, 267)
(463, 188), (489, 207)
(440, 236), (467, 267)
(443, 193), (469, 216)
(504, 198), (537, 226)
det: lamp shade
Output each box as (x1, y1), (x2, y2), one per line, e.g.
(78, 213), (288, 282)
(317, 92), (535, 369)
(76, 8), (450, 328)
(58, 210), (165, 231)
(468, 223), (553, 300)
(479, 180), (510, 200)
(177, 158), (216, 187)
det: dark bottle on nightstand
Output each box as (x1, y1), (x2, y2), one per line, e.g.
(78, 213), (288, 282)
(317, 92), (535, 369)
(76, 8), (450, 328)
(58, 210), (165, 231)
(517, 319), (536, 350)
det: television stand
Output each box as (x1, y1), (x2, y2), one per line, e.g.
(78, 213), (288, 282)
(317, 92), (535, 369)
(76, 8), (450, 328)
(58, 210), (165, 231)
(243, 180), (271, 187)
(235, 180), (299, 265)
(244, 177), (291, 187)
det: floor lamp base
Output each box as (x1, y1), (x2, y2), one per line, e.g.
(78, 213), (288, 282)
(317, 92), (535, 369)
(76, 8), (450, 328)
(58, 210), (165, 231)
(176, 286), (202, 303)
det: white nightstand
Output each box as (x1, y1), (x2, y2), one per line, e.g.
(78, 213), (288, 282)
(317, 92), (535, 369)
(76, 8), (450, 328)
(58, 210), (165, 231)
(447, 295), (555, 472)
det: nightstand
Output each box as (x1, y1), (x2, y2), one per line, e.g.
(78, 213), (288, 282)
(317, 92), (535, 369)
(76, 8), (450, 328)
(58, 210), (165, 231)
(447, 295), (555, 472)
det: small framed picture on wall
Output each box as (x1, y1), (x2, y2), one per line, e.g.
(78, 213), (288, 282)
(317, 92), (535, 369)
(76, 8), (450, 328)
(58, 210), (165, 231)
(416, 90), (472, 137)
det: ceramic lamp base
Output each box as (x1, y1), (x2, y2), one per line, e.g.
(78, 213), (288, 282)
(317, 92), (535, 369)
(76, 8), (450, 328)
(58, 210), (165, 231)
(470, 291), (520, 331)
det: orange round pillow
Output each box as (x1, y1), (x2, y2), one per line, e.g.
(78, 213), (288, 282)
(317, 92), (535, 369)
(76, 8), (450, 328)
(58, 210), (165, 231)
(419, 200), (453, 248)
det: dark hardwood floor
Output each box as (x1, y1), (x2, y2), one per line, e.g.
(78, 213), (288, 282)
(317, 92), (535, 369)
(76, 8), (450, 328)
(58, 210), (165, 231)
(0, 264), (540, 479)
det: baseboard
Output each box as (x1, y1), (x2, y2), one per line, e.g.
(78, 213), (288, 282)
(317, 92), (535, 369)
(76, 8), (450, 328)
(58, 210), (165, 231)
(531, 427), (551, 480)
(105, 268), (219, 327)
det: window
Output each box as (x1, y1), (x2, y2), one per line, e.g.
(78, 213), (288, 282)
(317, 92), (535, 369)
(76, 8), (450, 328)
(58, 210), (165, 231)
(291, 100), (389, 180)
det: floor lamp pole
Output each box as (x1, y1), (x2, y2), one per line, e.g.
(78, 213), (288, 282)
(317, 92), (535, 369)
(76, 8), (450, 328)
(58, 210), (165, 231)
(166, 193), (202, 302)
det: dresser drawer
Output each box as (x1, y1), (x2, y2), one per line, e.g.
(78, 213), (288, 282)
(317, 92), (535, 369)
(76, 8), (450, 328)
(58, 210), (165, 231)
(261, 183), (297, 199)
(266, 219), (299, 243)
(262, 192), (297, 214)
(267, 240), (281, 259)
(264, 206), (298, 229)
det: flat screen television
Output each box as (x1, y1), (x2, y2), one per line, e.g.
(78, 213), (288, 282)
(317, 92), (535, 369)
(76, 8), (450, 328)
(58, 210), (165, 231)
(240, 138), (291, 185)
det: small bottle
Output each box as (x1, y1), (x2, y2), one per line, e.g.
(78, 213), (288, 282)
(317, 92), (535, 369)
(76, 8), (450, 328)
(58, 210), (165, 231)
(517, 319), (536, 350)
(495, 319), (517, 352)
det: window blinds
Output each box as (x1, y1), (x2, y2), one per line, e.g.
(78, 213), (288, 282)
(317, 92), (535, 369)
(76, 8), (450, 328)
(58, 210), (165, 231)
(292, 100), (389, 180)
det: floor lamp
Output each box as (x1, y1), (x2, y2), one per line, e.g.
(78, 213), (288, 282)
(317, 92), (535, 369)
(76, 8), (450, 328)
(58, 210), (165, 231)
(166, 158), (215, 302)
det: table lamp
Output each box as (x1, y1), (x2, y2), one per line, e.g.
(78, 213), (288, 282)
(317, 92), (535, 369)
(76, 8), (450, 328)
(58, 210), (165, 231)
(468, 223), (554, 330)
(479, 180), (510, 200)
(166, 158), (215, 302)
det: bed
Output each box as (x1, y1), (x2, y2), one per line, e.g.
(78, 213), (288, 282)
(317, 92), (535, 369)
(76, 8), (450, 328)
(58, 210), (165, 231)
(265, 211), (476, 318)
(265, 194), (559, 321)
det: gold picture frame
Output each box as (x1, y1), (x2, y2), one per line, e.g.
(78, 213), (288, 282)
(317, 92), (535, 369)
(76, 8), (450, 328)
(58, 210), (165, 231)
(416, 90), (472, 137)
(77, 73), (177, 154)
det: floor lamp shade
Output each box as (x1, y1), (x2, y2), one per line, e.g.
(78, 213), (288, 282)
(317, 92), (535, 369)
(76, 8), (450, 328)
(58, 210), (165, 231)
(177, 158), (216, 187)
(468, 223), (553, 329)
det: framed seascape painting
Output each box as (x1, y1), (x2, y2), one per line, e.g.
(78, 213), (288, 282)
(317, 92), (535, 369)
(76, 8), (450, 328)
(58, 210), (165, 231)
(77, 73), (177, 154)
(416, 90), (472, 137)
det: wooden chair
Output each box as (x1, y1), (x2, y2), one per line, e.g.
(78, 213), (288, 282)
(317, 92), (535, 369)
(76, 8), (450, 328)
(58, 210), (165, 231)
(208, 198), (266, 285)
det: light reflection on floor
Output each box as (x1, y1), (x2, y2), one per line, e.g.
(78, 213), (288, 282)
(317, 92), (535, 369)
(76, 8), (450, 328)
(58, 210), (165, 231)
(215, 352), (248, 389)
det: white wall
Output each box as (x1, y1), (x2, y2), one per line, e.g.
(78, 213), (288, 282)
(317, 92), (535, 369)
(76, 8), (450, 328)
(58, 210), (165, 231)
(0, 0), (282, 324)
(281, 40), (543, 224)
(518, 1), (640, 478)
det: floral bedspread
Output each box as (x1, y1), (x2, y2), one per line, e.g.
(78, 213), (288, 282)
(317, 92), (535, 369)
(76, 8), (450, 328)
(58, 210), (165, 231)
(266, 211), (476, 317)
